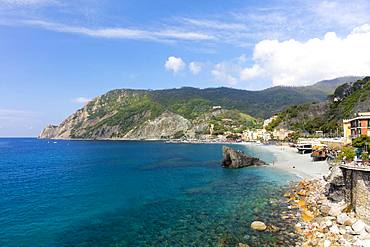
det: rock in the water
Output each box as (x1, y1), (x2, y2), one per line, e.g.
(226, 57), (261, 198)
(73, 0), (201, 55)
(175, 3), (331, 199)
(251, 221), (267, 231)
(222, 146), (268, 168)
(236, 243), (249, 247)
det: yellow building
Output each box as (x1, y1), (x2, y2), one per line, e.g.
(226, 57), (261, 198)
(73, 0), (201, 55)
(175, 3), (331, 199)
(343, 119), (351, 144)
(343, 112), (370, 144)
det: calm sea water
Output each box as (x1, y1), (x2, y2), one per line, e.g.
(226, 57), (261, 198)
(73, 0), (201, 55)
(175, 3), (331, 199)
(0, 139), (298, 247)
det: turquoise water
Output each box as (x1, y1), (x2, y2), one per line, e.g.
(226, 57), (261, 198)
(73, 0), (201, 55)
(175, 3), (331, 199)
(0, 139), (297, 246)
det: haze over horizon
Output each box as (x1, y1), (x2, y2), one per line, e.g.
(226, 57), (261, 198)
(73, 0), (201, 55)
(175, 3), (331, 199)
(1, 0), (370, 136)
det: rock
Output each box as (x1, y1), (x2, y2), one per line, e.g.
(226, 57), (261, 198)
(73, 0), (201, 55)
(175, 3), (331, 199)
(298, 190), (307, 196)
(325, 165), (345, 186)
(320, 205), (331, 216)
(324, 239), (331, 247)
(346, 225), (356, 235)
(359, 231), (370, 240)
(221, 146), (268, 168)
(352, 220), (366, 234)
(329, 203), (348, 217)
(38, 125), (58, 139)
(324, 166), (346, 202)
(267, 225), (280, 233)
(337, 213), (350, 225)
(366, 225), (370, 233)
(250, 221), (267, 231)
(330, 224), (340, 234)
(339, 228), (346, 235)
(236, 243), (249, 247)
(325, 220), (333, 227)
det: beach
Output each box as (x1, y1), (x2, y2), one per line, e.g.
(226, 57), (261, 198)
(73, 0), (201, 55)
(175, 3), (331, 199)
(243, 143), (330, 179)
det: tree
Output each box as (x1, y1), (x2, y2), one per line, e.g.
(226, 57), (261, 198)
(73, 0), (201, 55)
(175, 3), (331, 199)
(352, 135), (370, 151)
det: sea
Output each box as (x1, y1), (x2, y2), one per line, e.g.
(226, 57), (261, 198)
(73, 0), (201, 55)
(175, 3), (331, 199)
(0, 138), (299, 246)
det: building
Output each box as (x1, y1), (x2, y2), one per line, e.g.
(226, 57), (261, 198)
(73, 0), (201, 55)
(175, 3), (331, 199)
(343, 112), (370, 144)
(272, 128), (293, 141)
(242, 129), (271, 142)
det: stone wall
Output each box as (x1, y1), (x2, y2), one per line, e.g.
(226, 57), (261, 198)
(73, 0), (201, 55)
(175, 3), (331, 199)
(340, 166), (370, 224)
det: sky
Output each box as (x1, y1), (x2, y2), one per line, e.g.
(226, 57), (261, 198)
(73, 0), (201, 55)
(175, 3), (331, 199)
(1, 0), (370, 136)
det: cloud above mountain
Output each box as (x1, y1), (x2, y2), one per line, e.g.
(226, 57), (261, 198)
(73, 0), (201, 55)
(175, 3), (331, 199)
(165, 56), (185, 74)
(240, 24), (370, 86)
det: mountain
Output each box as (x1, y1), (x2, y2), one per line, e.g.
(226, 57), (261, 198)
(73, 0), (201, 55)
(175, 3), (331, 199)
(39, 76), (361, 140)
(266, 76), (370, 134)
(305, 76), (363, 95)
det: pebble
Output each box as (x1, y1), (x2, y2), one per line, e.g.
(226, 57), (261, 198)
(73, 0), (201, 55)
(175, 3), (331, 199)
(324, 239), (331, 247)
(330, 224), (340, 234)
(352, 220), (366, 234)
(236, 243), (249, 247)
(250, 221), (267, 231)
(325, 220), (333, 227)
(336, 213), (350, 225)
(339, 228), (346, 235)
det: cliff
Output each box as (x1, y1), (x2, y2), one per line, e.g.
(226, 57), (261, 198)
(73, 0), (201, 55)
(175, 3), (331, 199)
(38, 89), (258, 140)
(39, 76), (359, 140)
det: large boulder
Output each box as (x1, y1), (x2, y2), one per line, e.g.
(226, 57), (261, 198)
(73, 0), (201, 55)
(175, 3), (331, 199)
(324, 165), (345, 202)
(221, 146), (268, 168)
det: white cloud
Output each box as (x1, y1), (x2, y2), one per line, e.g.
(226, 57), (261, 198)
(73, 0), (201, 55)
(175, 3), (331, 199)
(240, 24), (370, 86)
(211, 63), (238, 86)
(313, 0), (370, 28)
(165, 56), (185, 74)
(240, 64), (263, 81)
(73, 97), (90, 104)
(21, 20), (214, 42)
(188, 61), (202, 75)
(180, 18), (248, 31)
(0, 0), (57, 7)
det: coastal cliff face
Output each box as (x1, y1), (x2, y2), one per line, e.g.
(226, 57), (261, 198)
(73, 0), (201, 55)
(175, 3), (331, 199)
(124, 111), (191, 139)
(39, 89), (258, 140)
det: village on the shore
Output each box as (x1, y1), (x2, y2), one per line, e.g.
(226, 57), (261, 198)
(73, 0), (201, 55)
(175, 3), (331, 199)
(232, 111), (370, 247)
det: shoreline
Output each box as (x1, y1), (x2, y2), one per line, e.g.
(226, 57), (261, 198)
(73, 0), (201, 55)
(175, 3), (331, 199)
(39, 137), (330, 179)
(243, 142), (330, 179)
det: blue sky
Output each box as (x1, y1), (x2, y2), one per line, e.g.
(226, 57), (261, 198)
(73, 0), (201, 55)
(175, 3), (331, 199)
(1, 0), (370, 136)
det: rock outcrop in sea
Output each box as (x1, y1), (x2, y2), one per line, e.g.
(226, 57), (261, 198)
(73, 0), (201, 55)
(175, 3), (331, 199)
(221, 146), (268, 168)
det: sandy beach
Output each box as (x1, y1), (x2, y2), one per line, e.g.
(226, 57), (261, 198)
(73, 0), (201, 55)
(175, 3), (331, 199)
(244, 143), (330, 179)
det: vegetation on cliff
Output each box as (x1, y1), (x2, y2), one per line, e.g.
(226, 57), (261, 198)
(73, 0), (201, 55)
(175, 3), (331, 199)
(267, 77), (370, 134)
(40, 76), (361, 139)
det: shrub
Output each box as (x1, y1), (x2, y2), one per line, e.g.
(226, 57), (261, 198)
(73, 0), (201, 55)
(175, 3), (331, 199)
(338, 146), (356, 162)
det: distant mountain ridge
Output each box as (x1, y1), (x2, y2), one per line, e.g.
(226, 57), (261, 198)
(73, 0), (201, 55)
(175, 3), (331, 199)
(39, 76), (362, 140)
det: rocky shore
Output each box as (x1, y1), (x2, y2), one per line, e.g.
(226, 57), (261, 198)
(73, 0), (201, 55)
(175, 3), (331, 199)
(282, 167), (370, 247)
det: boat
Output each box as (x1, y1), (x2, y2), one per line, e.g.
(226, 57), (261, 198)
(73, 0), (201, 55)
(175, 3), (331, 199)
(296, 143), (313, 154)
(311, 144), (328, 161)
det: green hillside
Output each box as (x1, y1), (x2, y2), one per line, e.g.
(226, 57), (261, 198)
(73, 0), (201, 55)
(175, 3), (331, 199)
(267, 77), (370, 134)
(40, 76), (362, 139)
